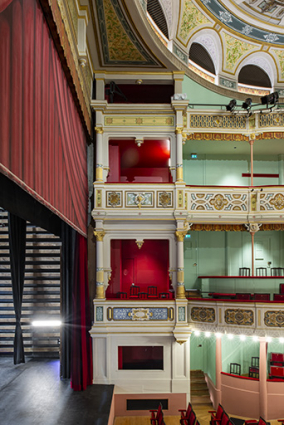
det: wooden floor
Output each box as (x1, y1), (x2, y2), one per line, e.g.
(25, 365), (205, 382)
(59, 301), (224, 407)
(114, 403), (282, 425)
(114, 402), (213, 425)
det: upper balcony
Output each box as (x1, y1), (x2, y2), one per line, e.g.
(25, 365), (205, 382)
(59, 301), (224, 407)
(93, 183), (284, 224)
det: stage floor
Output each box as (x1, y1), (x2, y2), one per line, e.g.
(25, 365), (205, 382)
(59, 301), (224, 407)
(0, 357), (113, 425)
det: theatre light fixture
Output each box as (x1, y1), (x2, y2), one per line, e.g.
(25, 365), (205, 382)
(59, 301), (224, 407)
(226, 99), (237, 112)
(242, 98), (252, 110)
(261, 91), (279, 106)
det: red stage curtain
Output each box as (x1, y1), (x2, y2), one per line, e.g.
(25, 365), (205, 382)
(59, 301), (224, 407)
(71, 234), (93, 391)
(0, 0), (88, 236)
(0, 0), (13, 13)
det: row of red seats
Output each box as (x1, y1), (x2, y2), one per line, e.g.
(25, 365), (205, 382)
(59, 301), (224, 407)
(269, 353), (284, 379)
(150, 403), (165, 425)
(179, 402), (201, 425)
(209, 404), (231, 425)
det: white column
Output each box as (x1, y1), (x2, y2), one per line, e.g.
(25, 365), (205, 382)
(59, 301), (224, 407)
(176, 127), (183, 182)
(175, 230), (186, 298)
(95, 127), (104, 182)
(94, 230), (105, 299)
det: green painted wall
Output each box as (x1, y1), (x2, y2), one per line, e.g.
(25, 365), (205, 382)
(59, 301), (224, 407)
(267, 340), (284, 374)
(222, 335), (259, 375)
(184, 231), (284, 289)
(182, 76), (232, 107)
(190, 333), (216, 385)
(184, 155), (279, 186)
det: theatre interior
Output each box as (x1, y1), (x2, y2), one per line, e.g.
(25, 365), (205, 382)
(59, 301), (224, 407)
(2, 0), (284, 424)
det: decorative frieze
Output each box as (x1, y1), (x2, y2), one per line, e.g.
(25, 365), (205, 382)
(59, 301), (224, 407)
(107, 307), (173, 321)
(96, 306), (104, 322)
(104, 115), (174, 127)
(225, 309), (254, 326)
(264, 310), (284, 327)
(190, 192), (247, 211)
(190, 115), (246, 129)
(191, 307), (215, 323)
(260, 192), (284, 211)
(126, 192), (153, 208)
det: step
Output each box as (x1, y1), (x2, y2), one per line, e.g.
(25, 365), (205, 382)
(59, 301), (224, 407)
(191, 382), (208, 390)
(191, 395), (212, 405)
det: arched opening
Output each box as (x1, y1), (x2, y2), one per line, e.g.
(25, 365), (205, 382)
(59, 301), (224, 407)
(238, 65), (271, 88)
(147, 0), (169, 39)
(189, 42), (215, 75)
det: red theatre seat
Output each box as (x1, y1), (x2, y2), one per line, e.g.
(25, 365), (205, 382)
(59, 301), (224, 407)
(269, 366), (284, 379)
(236, 293), (251, 300)
(253, 293), (270, 301)
(147, 286), (158, 299)
(270, 353), (284, 365)
(208, 404), (225, 425)
(245, 417), (269, 425)
(129, 285), (140, 298)
(274, 294), (284, 301)
(178, 402), (192, 422)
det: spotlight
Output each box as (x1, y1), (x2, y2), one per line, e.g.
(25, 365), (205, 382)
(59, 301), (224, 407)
(194, 330), (201, 336)
(226, 99), (237, 112)
(266, 336), (272, 343)
(215, 332), (222, 339)
(280, 337), (284, 343)
(205, 332), (211, 338)
(260, 92), (279, 106)
(227, 334), (234, 340)
(240, 334), (246, 341)
(242, 98), (252, 110)
(253, 335), (259, 342)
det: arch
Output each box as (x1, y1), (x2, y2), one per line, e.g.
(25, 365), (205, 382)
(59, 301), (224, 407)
(189, 42), (215, 75)
(188, 30), (222, 75)
(147, 0), (169, 39)
(237, 53), (276, 88)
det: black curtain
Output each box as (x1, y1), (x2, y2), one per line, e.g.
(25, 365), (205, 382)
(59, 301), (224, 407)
(8, 212), (26, 364)
(60, 221), (76, 379)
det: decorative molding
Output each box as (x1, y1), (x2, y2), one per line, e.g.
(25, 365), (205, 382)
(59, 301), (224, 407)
(135, 239), (144, 249)
(264, 310), (284, 327)
(94, 126), (104, 134)
(175, 230), (188, 242)
(107, 191), (122, 207)
(191, 307), (215, 323)
(190, 192), (247, 212)
(94, 0), (158, 65)
(109, 307), (171, 321)
(178, 306), (186, 321)
(96, 306), (104, 322)
(94, 230), (106, 241)
(126, 192), (153, 208)
(225, 309), (254, 326)
(189, 114), (246, 129)
(157, 191), (173, 208)
(104, 115), (174, 127)
(47, 0), (91, 133)
(245, 223), (262, 234)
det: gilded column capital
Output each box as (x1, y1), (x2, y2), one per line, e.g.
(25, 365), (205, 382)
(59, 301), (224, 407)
(175, 230), (187, 242)
(245, 223), (262, 234)
(94, 230), (106, 241)
(175, 127), (183, 135)
(94, 126), (104, 134)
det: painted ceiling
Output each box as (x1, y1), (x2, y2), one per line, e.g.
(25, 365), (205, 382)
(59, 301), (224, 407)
(89, 0), (284, 96)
